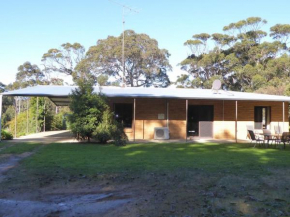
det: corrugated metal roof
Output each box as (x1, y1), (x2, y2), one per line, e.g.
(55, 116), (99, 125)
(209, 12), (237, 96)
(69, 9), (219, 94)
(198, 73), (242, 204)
(1, 85), (290, 105)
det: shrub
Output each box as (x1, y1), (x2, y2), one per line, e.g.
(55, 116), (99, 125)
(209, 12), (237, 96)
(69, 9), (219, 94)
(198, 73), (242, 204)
(68, 79), (109, 142)
(1, 130), (13, 140)
(93, 109), (128, 145)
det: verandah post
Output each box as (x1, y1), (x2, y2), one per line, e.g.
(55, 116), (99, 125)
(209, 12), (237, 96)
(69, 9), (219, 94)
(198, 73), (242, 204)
(43, 99), (46, 132)
(186, 99), (188, 142)
(36, 97), (39, 133)
(14, 97), (17, 138)
(133, 98), (136, 141)
(235, 100), (238, 143)
(26, 99), (29, 135)
(166, 100), (169, 128)
(283, 102), (285, 133)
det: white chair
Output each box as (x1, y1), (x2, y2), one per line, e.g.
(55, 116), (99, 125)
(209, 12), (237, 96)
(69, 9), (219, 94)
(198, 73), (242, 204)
(274, 126), (282, 134)
(262, 129), (271, 135)
(263, 129), (274, 145)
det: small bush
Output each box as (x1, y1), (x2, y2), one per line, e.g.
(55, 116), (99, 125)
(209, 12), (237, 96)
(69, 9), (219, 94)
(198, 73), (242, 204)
(1, 130), (13, 140)
(93, 109), (127, 146)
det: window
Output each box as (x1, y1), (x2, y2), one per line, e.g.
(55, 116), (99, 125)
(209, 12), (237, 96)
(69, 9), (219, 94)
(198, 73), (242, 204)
(254, 106), (271, 129)
(114, 103), (133, 128)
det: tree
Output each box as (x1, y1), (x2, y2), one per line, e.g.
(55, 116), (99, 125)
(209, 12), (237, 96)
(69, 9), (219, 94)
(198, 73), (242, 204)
(78, 30), (172, 87)
(42, 43), (87, 82)
(9, 62), (45, 89)
(68, 79), (109, 142)
(0, 82), (5, 93)
(179, 17), (290, 93)
(68, 79), (127, 144)
(270, 24), (290, 44)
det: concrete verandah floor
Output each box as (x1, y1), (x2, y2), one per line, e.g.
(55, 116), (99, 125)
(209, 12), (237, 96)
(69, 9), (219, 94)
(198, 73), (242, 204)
(2, 130), (250, 144)
(131, 138), (249, 144)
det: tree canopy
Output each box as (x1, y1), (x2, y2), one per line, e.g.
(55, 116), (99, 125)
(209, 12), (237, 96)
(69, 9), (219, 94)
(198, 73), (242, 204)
(0, 82), (5, 93)
(42, 43), (86, 82)
(77, 30), (172, 87)
(7, 61), (64, 90)
(178, 17), (290, 94)
(13, 62), (45, 89)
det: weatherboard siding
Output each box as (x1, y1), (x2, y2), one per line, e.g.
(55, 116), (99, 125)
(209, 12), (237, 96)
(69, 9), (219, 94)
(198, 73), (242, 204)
(108, 98), (289, 141)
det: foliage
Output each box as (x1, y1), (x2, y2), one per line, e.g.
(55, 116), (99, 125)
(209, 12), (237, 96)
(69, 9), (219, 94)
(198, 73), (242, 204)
(78, 30), (172, 87)
(1, 130), (13, 140)
(93, 109), (127, 145)
(68, 79), (109, 142)
(6, 97), (58, 137)
(0, 82), (5, 93)
(16, 62), (45, 88)
(1, 60), (65, 136)
(68, 79), (127, 144)
(42, 42), (87, 82)
(270, 24), (290, 44)
(51, 112), (67, 130)
(1, 98), (14, 128)
(179, 17), (290, 93)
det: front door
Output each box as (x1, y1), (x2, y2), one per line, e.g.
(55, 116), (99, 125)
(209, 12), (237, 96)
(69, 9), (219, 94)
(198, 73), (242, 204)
(187, 105), (214, 137)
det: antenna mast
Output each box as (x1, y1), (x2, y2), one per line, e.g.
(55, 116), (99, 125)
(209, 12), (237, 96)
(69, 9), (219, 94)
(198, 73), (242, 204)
(108, 0), (139, 87)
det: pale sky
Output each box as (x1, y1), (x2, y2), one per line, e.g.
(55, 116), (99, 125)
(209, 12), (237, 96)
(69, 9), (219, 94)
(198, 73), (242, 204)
(0, 0), (289, 85)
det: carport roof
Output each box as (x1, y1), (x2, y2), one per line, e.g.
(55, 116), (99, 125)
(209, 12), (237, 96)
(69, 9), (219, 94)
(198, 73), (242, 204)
(1, 85), (290, 106)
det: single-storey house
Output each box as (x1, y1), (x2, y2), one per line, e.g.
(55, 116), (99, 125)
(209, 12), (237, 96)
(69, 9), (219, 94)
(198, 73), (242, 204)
(1, 85), (290, 142)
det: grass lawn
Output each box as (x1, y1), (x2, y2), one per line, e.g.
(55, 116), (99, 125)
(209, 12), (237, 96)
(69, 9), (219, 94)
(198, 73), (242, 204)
(23, 142), (290, 175)
(1, 142), (290, 216)
(0, 142), (41, 154)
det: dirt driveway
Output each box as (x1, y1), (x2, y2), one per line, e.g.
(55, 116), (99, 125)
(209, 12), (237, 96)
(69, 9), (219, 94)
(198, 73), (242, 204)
(7, 130), (77, 144)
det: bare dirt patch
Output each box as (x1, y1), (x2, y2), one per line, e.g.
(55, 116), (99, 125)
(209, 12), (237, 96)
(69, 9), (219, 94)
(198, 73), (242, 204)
(1, 169), (290, 216)
(0, 152), (32, 182)
(0, 192), (132, 217)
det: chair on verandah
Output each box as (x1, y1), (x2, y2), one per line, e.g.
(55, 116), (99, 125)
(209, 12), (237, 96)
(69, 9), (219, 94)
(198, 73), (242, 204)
(262, 129), (275, 146)
(248, 130), (264, 148)
(276, 132), (290, 149)
(274, 126), (282, 135)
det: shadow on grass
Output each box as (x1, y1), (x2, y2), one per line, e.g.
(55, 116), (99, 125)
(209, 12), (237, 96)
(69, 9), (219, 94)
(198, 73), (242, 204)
(21, 142), (290, 176)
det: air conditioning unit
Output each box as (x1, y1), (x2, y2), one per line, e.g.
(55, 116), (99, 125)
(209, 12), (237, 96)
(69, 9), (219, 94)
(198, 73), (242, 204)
(154, 127), (169, 140)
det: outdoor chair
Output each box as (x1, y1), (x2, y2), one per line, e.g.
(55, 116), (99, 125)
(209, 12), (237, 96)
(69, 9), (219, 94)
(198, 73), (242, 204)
(276, 132), (290, 149)
(248, 130), (264, 148)
(274, 126), (282, 135)
(262, 129), (275, 145)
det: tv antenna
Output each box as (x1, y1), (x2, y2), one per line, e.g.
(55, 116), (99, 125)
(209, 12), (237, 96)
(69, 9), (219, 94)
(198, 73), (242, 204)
(108, 0), (139, 87)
